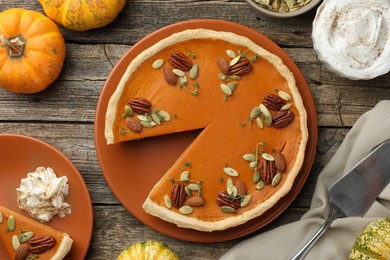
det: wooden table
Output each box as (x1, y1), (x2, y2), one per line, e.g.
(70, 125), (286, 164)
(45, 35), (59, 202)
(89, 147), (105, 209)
(1, 1), (389, 259)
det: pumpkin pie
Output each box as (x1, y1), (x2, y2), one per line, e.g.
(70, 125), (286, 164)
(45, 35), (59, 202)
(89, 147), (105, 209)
(105, 29), (308, 231)
(0, 204), (73, 260)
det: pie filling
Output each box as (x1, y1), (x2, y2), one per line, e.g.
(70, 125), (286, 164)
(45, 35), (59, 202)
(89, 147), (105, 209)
(105, 29), (308, 231)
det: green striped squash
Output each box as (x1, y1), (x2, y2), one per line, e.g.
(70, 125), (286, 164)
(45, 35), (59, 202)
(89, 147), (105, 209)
(349, 218), (390, 260)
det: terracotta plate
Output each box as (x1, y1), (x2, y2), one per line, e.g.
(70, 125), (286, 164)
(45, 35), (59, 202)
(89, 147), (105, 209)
(0, 134), (93, 259)
(95, 19), (317, 242)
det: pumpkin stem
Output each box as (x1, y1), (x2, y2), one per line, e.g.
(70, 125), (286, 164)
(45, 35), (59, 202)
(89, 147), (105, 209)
(0, 34), (26, 58)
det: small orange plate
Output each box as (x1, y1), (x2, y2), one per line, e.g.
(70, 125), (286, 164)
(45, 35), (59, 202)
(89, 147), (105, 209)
(94, 19), (318, 242)
(0, 134), (93, 259)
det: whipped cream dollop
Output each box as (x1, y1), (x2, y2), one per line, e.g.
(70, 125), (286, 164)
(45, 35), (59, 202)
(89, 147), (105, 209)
(16, 167), (71, 222)
(312, 0), (390, 80)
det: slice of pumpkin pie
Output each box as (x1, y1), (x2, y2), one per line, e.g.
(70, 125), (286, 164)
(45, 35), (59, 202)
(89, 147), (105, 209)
(105, 29), (308, 231)
(0, 204), (73, 260)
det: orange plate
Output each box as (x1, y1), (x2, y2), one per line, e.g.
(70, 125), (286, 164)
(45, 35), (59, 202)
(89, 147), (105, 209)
(0, 134), (93, 259)
(94, 19), (318, 242)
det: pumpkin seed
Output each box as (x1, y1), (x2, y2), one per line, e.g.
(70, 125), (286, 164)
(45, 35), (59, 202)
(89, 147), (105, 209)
(253, 172), (261, 183)
(227, 184), (238, 197)
(179, 205), (193, 215)
(230, 75), (241, 80)
(227, 82), (237, 92)
(140, 121), (156, 128)
(185, 186), (192, 197)
(172, 69), (185, 77)
(20, 231), (34, 243)
(226, 49), (236, 59)
(223, 167), (239, 177)
(262, 153), (275, 161)
(280, 104), (292, 111)
(8, 215), (15, 231)
(189, 64), (199, 79)
(250, 106), (261, 119)
(256, 117), (264, 129)
(159, 110), (171, 121)
(180, 171), (190, 182)
(220, 206), (237, 214)
(227, 177), (233, 187)
(218, 73), (229, 81)
(179, 75), (188, 85)
(229, 55), (241, 66)
(241, 194), (252, 207)
(256, 180), (265, 190)
(264, 116), (272, 126)
(249, 161), (257, 170)
(0, 212), (2, 224)
(164, 195), (172, 209)
(137, 114), (151, 122)
(151, 112), (161, 125)
(260, 103), (272, 126)
(12, 235), (20, 250)
(188, 183), (199, 191)
(243, 153), (257, 162)
(221, 84), (232, 96)
(278, 90), (292, 101)
(125, 105), (134, 117)
(152, 59), (164, 69)
(272, 172), (282, 186)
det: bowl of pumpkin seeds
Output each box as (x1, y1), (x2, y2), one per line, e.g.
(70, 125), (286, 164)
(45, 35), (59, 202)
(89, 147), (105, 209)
(246, 0), (321, 18)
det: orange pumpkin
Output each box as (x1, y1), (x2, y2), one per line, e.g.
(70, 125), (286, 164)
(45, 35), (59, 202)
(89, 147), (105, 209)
(0, 8), (66, 94)
(38, 0), (126, 31)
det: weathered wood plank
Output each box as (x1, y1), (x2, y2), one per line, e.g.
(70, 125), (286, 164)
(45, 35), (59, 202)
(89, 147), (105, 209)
(88, 205), (309, 259)
(0, 0), (317, 47)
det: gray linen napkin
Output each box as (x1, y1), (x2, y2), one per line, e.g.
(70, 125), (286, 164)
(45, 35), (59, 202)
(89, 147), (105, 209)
(221, 100), (390, 260)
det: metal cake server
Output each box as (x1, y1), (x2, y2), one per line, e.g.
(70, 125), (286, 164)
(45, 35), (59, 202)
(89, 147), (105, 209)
(290, 140), (390, 260)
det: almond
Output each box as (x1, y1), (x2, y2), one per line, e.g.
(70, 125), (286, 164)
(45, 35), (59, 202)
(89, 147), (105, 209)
(216, 57), (230, 75)
(125, 117), (142, 133)
(186, 196), (205, 207)
(235, 180), (247, 196)
(15, 243), (30, 260)
(274, 152), (286, 172)
(163, 67), (177, 86)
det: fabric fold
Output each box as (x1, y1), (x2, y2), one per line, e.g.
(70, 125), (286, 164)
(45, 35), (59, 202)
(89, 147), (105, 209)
(221, 100), (390, 260)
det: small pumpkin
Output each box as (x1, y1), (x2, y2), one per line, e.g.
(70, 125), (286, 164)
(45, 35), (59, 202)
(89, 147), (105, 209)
(349, 218), (390, 260)
(117, 240), (179, 260)
(38, 0), (126, 31)
(0, 8), (66, 94)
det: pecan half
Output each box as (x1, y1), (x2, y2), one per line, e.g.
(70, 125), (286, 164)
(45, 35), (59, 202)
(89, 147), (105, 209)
(163, 67), (177, 86)
(216, 191), (241, 210)
(263, 93), (286, 110)
(128, 97), (152, 114)
(260, 159), (276, 185)
(229, 57), (253, 76)
(272, 110), (295, 128)
(216, 57), (230, 75)
(29, 235), (56, 254)
(170, 183), (186, 208)
(168, 51), (192, 71)
(274, 152), (287, 172)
